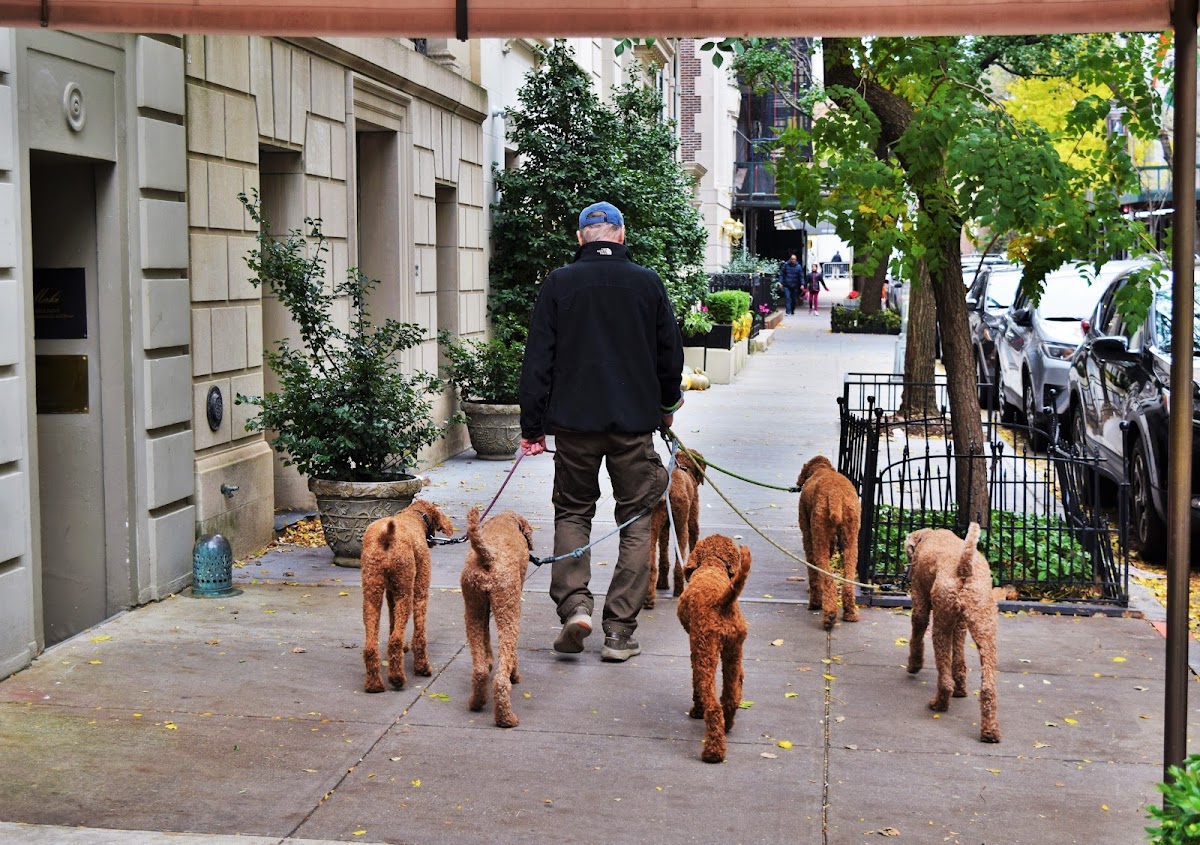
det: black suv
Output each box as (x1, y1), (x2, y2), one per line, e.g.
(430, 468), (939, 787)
(1065, 267), (1199, 560)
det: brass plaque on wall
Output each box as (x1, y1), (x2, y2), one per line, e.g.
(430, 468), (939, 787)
(35, 355), (89, 414)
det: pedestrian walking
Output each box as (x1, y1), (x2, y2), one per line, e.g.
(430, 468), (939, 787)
(779, 253), (805, 315)
(807, 263), (829, 314)
(519, 201), (684, 663)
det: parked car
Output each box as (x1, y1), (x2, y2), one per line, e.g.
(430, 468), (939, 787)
(966, 266), (1022, 406)
(995, 262), (1134, 450)
(1064, 264), (1194, 561)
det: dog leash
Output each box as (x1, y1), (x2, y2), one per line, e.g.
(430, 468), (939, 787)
(527, 434), (679, 568)
(686, 453), (802, 493)
(665, 428), (877, 593)
(427, 450), (528, 547)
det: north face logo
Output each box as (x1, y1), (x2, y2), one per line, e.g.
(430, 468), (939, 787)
(597, 247), (612, 255)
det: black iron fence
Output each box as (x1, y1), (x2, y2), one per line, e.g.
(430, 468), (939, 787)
(837, 373), (1129, 607)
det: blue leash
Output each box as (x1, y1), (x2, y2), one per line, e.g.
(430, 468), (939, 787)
(528, 433), (678, 568)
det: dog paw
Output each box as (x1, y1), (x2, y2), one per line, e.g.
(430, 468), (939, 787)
(365, 681), (386, 694)
(980, 729), (1001, 744)
(905, 662), (922, 674)
(843, 611), (859, 623)
(495, 713), (520, 729)
(414, 664), (433, 677)
(822, 614), (836, 631)
(510, 670), (521, 684)
(643, 597), (656, 610)
(688, 705), (704, 720)
(700, 746), (725, 764)
(928, 698), (949, 712)
(952, 688), (968, 698)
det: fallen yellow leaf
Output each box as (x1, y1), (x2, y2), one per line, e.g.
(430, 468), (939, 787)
(987, 768), (1001, 774)
(164, 722), (177, 730)
(88, 660), (102, 665)
(894, 638), (909, 646)
(785, 692), (799, 699)
(770, 639), (785, 646)
(411, 779), (422, 787)
(1102, 805), (1109, 811)
(1064, 717), (1079, 725)
(823, 674), (836, 681)
(339, 592), (350, 597)
(1113, 656), (1127, 663)
(352, 830), (367, 837)
(778, 740), (793, 749)
(90, 635), (111, 643)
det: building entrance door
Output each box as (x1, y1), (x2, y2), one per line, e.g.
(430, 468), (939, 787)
(30, 154), (108, 646)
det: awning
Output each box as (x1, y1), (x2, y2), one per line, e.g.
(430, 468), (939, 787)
(0, 0), (1173, 37)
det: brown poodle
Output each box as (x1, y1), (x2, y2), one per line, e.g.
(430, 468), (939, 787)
(460, 506), (534, 728)
(359, 500), (453, 694)
(796, 455), (862, 630)
(676, 534), (751, 764)
(904, 522), (1001, 743)
(645, 448), (706, 608)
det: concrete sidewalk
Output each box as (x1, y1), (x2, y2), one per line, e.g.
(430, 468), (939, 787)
(0, 291), (1190, 845)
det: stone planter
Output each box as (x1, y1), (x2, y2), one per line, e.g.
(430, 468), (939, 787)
(461, 401), (522, 460)
(308, 476), (423, 567)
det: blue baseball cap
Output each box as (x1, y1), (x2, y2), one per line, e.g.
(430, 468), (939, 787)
(578, 201), (624, 229)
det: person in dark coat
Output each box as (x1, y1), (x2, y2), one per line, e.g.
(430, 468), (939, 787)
(778, 253), (805, 315)
(519, 201), (684, 663)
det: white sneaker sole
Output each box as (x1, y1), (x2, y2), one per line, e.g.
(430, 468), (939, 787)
(601, 642), (642, 662)
(553, 616), (592, 654)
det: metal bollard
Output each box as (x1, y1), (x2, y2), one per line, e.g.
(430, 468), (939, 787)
(190, 533), (243, 598)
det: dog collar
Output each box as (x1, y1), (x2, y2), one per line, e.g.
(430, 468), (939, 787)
(419, 511), (435, 540)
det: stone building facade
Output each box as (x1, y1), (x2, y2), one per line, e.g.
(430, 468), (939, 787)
(0, 31), (739, 679)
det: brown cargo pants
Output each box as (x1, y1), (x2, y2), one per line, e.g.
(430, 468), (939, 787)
(549, 430), (668, 638)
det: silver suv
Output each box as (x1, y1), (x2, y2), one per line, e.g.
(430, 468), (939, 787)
(995, 262), (1136, 449)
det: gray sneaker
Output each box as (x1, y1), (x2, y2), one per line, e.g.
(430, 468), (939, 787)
(553, 606), (593, 654)
(601, 632), (641, 662)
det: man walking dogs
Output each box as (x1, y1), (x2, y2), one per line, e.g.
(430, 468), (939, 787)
(519, 201), (685, 662)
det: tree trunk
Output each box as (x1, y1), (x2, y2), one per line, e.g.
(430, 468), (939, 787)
(899, 258), (937, 418)
(860, 261), (886, 315)
(928, 232), (989, 528)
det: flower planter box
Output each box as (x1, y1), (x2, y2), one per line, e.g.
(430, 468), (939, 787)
(681, 322), (734, 350)
(831, 326), (901, 335)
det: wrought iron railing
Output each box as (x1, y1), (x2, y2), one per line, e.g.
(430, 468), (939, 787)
(836, 373), (1129, 607)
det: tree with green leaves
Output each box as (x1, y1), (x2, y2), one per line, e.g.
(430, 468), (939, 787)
(724, 34), (1165, 522)
(490, 40), (707, 326)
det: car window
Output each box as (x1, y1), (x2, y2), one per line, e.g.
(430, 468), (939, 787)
(1153, 294), (1200, 353)
(1100, 281), (1126, 337)
(984, 272), (1021, 309)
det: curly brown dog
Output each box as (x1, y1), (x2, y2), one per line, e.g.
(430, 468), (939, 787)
(359, 500), (453, 693)
(676, 534), (751, 763)
(905, 522), (1001, 743)
(460, 506), (534, 728)
(796, 455), (861, 630)
(645, 448), (706, 608)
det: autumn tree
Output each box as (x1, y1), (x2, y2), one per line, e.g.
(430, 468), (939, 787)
(728, 34), (1164, 523)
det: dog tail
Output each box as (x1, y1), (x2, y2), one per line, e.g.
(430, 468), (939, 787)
(379, 520), (396, 552)
(959, 522), (981, 582)
(721, 546), (752, 610)
(466, 506), (494, 570)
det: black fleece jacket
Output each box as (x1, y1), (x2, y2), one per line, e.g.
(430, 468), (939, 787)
(519, 241), (684, 439)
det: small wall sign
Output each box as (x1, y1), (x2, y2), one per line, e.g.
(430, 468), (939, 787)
(33, 267), (87, 340)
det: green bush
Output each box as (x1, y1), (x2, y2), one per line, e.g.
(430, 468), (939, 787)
(438, 316), (526, 404)
(706, 290), (751, 323)
(235, 192), (447, 481)
(830, 305), (902, 333)
(1147, 754), (1200, 844)
(871, 506), (1092, 587)
(681, 306), (715, 338)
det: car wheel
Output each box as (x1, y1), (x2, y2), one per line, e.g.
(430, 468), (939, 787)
(1130, 439), (1166, 562)
(1022, 378), (1047, 451)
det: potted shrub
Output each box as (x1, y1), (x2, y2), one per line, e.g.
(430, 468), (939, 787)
(680, 303), (715, 348)
(704, 289), (751, 348)
(235, 191), (452, 566)
(438, 317), (526, 460)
